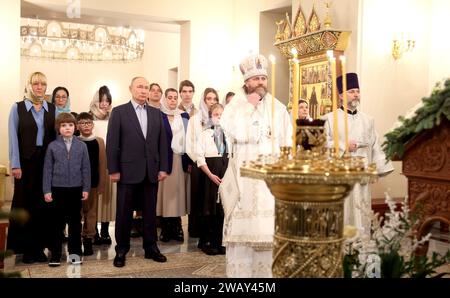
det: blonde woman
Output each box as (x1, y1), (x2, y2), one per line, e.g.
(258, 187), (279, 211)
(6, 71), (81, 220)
(8, 72), (56, 263)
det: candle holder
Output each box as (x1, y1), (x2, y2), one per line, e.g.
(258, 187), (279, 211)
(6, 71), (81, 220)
(296, 119), (326, 153)
(240, 120), (377, 277)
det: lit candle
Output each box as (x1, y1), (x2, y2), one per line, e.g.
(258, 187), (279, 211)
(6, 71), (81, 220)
(330, 56), (339, 155)
(340, 56), (349, 154)
(291, 48), (299, 156)
(269, 55), (276, 155)
(326, 50), (334, 60)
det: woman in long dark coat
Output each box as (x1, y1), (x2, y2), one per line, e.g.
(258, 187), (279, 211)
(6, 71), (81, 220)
(8, 71), (56, 263)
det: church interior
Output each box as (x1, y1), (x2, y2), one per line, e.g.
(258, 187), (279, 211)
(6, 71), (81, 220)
(0, 0), (449, 278)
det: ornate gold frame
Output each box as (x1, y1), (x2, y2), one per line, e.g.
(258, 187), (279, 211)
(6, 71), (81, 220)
(275, 3), (351, 116)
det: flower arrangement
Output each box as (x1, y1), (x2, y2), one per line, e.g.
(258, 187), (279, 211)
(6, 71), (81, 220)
(382, 78), (450, 160)
(342, 193), (450, 278)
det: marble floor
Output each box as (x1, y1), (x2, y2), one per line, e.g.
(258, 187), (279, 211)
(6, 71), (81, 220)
(3, 216), (227, 278)
(2, 217), (449, 278)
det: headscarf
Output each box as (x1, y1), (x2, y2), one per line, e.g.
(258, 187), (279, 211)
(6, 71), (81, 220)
(160, 95), (183, 116)
(299, 99), (313, 121)
(160, 94), (186, 154)
(51, 86), (71, 113)
(89, 90), (112, 120)
(199, 88), (219, 128)
(24, 71), (47, 105)
(199, 96), (211, 127)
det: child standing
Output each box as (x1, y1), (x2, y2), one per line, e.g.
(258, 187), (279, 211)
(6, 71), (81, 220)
(76, 112), (106, 256)
(195, 103), (228, 255)
(43, 112), (91, 267)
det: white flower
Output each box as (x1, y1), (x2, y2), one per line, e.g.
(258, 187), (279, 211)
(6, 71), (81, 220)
(344, 191), (434, 278)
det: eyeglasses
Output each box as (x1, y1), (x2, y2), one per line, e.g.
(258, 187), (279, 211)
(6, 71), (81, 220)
(78, 121), (93, 126)
(55, 95), (68, 99)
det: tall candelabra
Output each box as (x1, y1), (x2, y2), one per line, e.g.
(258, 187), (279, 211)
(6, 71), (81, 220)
(240, 120), (377, 277)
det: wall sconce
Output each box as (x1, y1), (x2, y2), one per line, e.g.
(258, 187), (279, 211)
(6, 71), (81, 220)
(392, 35), (416, 60)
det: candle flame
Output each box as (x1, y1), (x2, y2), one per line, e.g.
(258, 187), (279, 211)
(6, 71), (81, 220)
(290, 48), (298, 57)
(327, 50), (334, 59)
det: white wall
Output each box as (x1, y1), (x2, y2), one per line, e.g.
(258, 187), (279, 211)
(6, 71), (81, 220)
(0, 0), (20, 202)
(260, 11), (291, 105)
(20, 29), (179, 113)
(359, 0), (431, 199)
(179, 22), (191, 85)
(429, 0), (450, 90)
(142, 31), (180, 92)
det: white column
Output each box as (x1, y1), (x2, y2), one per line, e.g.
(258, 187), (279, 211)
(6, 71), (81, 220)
(0, 0), (20, 202)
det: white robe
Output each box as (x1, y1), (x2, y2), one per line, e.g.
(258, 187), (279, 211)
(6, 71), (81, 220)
(185, 112), (203, 163)
(322, 109), (394, 235)
(220, 89), (293, 277)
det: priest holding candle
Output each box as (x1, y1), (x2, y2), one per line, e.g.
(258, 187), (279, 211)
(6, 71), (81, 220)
(322, 71), (394, 236)
(220, 53), (292, 277)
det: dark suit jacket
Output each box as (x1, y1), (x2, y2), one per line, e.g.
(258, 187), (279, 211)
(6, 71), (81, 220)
(106, 101), (169, 184)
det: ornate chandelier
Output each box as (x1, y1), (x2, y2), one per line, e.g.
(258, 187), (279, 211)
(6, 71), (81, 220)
(20, 18), (145, 62)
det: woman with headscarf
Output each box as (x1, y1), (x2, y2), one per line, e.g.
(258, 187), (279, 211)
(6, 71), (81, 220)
(157, 88), (190, 242)
(8, 71), (56, 263)
(89, 85), (112, 121)
(89, 85), (115, 245)
(51, 86), (71, 114)
(186, 87), (220, 161)
(185, 87), (219, 249)
(298, 99), (313, 121)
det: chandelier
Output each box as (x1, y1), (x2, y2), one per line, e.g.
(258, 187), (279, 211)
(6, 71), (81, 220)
(20, 18), (145, 62)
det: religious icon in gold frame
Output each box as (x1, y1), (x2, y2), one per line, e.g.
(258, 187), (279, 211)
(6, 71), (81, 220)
(299, 58), (332, 119)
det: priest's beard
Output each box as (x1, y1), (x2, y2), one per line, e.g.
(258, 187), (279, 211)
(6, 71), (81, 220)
(244, 85), (267, 98)
(348, 98), (360, 111)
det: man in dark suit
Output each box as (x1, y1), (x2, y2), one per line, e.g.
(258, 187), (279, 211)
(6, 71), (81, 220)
(106, 76), (169, 267)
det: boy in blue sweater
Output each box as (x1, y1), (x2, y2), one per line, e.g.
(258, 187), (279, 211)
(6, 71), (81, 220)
(43, 112), (91, 267)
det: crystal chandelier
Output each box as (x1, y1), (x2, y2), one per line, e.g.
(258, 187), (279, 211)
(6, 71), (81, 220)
(20, 18), (145, 62)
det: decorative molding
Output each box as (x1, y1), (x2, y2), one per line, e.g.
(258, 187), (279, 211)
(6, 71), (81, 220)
(307, 6), (321, 33)
(20, 18), (144, 62)
(403, 122), (450, 181)
(293, 5), (307, 37)
(272, 197), (345, 277)
(410, 181), (450, 219)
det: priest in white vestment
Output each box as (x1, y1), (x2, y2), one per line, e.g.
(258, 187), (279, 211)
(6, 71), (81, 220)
(220, 54), (293, 277)
(322, 73), (394, 236)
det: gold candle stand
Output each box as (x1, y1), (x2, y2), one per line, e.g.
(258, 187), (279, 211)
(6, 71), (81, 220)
(240, 120), (377, 277)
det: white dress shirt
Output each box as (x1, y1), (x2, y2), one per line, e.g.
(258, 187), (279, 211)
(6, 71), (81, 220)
(131, 99), (148, 139)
